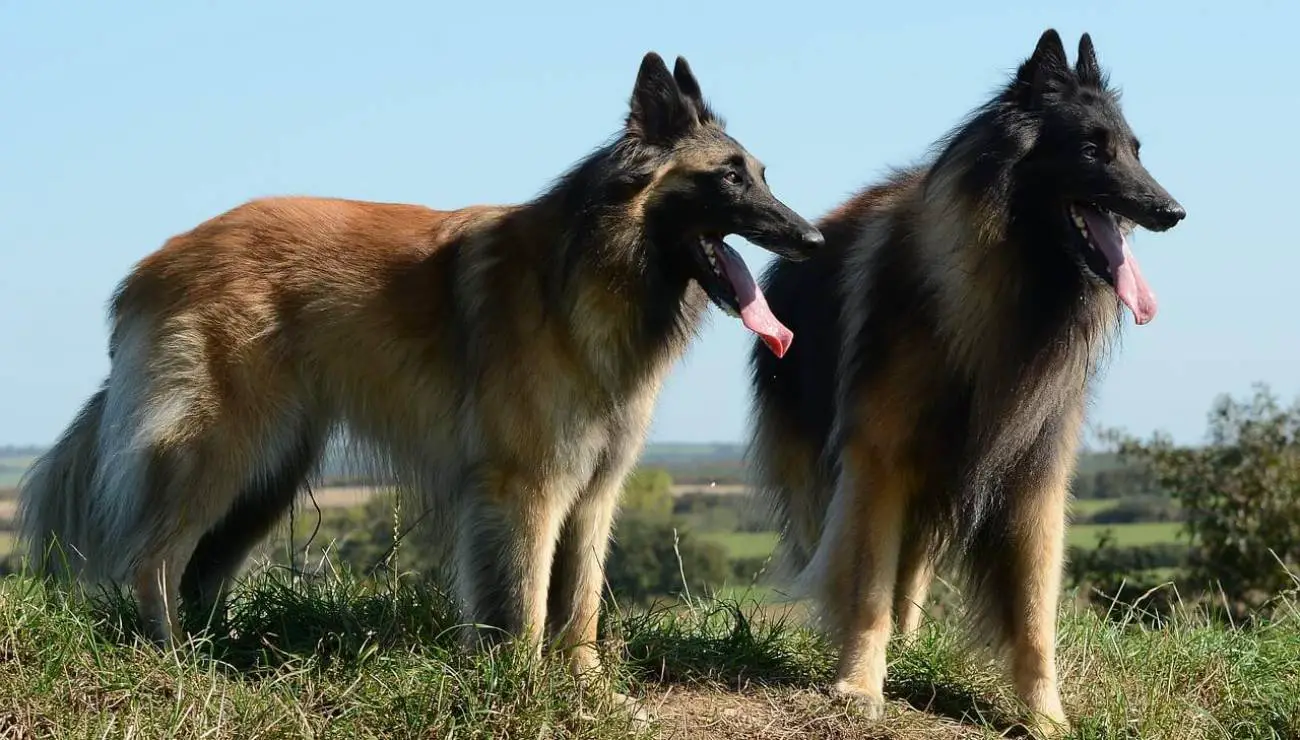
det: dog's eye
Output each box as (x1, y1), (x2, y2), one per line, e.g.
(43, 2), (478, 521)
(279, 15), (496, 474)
(1081, 142), (1099, 161)
(722, 170), (743, 185)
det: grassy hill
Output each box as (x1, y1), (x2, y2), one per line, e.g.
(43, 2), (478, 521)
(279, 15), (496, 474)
(0, 442), (1292, 738)
(0, 569), (1293, 739)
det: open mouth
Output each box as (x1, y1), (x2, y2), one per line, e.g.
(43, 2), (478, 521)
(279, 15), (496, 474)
(692, 234), (794, 357)
(1068, 203), (1157, 326)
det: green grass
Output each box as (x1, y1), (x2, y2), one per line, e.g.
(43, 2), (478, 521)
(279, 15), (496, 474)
(0, 569), (1295, 739)
(700, 531), (780, 560)
(1069, 522), (1185, 547)
(1070, 498), (1126, 517)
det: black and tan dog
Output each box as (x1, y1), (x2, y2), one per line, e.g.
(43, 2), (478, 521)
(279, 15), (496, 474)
(748, 30), (1184, 735)
(19, 52), (823, 694)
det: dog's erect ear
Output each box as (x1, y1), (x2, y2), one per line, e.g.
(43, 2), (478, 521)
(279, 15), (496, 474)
(627, 51), (696, 144)
(1011, 28), (1071, 106)
(1027, 28), (1070, 77)
(1075, 33), (1104, 87)
(673, 57), (704, 107)
(673, 56), (717, 125)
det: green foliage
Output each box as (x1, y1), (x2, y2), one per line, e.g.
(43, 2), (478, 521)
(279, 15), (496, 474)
(275, 467), (734, 605)
(270, 489), (446, 582)
(1070, 462), (1159, 500)
(605, 516), (731, 603)
(1108, 384), (1300, 608)
(1066, 530), (1189, 622)
(729, 555), (771, 583)
(1068, 536), (1188, 577)
(619, 468), (674, 521)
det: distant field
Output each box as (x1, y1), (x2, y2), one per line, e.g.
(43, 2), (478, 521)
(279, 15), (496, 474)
(1071, 497), (1182, 519)
(1070, 521), (1185, 547)
(304, 483), (748, 504)
(304, 485), (393, 509)
(0, 450), (1187, 563)
(700, 531), (779, 560)
(0, 520), (1192, 565)
(0, 467), (30, 488)
(1072, 498), (1122, 516)
(700, 521), (1186, 563)
(0, 453), (35, 487)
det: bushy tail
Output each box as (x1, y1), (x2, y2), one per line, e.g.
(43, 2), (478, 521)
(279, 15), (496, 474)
(16, 384), (109, 579)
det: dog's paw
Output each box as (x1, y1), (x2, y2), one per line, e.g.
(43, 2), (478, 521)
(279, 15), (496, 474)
(1023, 710), (1072, 739)
(578, 690), (649, 724)
(1019, 683), (1070, 738)
(831, 680), (887, 720)
(612, 691), (650, 723)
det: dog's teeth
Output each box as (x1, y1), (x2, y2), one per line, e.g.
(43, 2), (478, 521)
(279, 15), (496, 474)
(702, 240), (726, 277)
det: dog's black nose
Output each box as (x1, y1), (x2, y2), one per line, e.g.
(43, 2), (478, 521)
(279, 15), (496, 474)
(800, 227), (825, 249)
(1157, 203), (1186, 229)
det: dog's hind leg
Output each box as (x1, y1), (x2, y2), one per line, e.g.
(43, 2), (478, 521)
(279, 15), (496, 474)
(828, 444), (913, 719)
(179, 426), (325, 629)
(122, 406), (310, 646)
(127, 444), (238, 647)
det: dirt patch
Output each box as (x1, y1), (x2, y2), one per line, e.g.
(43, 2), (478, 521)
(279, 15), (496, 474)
(640, 686), (991, 740)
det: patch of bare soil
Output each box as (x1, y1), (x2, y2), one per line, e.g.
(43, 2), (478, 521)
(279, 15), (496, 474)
(641, 686), (994, 740)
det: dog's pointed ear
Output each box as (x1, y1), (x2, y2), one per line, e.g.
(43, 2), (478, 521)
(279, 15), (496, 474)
(673, 57), (704, 107)
(1011, 28), (1071, 106)
(1075, 33), (1104, 87)
(627, 51), (696, 145)
(673, 56), (717, 126)
(1028, 28), (1070, 75)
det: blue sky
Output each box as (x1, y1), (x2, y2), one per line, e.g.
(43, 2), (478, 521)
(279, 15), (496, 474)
(1, 1), (1294, 447)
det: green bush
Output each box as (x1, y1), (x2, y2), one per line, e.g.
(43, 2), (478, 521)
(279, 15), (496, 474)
(621, 468), (674, 521)
(605, 514), (730, 602)
(1107, 384), (1300, 609)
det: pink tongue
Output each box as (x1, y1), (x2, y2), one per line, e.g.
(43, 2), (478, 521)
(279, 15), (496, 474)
(1079, 207), (1158, 325)
(713, 241), (794, 357)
